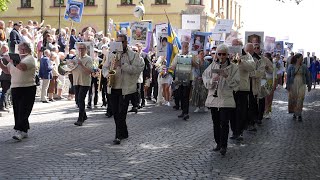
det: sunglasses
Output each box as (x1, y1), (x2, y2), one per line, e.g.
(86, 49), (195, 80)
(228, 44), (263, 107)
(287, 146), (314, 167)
(254, 47), (260, 50)
(217, 53), (227, 56)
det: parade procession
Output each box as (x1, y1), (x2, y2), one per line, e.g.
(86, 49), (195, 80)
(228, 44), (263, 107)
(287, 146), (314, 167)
(1, 0), (320, 179)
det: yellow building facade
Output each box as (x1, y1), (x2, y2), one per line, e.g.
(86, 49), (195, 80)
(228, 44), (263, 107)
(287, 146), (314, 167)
(0, 0), (243, 34)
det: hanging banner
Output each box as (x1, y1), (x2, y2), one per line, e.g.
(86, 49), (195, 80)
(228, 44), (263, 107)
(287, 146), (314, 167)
(130, 21), (149, 46)
(264, 36), (276, 53)
(64, 0), (84, 23)
(182, 14), (201, 30)
(190, 31), (212, 54)
(213, 19), (234, 33)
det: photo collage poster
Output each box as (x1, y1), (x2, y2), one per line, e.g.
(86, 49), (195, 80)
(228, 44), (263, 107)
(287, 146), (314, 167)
(190, 31), (212, 54)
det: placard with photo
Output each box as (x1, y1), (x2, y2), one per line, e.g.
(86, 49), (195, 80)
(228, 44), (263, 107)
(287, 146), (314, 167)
(130, 21), (149, 46)
(157, 32), (168, 57)
(245, 31), (264, 49)
(264, 36), (276, 53)
(64, 0), (84, 23)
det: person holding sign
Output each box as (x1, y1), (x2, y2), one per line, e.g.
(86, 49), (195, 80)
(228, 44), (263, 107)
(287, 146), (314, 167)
(0, 42), (37, 141)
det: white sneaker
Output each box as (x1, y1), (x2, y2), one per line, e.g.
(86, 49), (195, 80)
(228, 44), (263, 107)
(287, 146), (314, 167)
(194, 107), (200, 113)
(20, 131), (28, 139)
(166, 101), (171, 106)
(264, 113), (271, 119)
(12, 131), (23, 141)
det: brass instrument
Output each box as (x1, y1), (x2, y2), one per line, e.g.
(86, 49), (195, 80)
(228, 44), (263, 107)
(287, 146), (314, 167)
(107, 52), (120, 87)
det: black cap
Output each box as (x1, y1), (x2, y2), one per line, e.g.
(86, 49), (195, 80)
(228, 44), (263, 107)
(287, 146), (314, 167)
(13, 23), (22, 26)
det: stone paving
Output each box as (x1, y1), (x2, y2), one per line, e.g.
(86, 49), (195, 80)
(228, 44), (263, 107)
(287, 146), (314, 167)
(0, 86), (320, 179)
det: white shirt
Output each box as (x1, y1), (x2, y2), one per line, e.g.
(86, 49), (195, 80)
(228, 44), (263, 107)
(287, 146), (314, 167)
(307, 56), (310, 68)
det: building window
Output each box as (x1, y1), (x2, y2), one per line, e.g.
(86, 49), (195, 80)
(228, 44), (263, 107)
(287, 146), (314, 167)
(21, 0), (31, 8)
(53, 0), (64, 7)
(84, 0), (95, 6)
(155, 0), (167, 4)
(189, 0), (202, 5)
(121, 0), (133, 5)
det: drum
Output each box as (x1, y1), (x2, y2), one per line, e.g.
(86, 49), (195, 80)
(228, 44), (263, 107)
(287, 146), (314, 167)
(176, 55), (192, 83)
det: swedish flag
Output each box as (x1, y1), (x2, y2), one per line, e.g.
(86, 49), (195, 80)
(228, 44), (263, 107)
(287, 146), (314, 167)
(166, 23), (181, 71)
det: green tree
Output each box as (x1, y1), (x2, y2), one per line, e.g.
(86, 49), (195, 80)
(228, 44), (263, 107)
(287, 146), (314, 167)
(0, 0), (11, 12)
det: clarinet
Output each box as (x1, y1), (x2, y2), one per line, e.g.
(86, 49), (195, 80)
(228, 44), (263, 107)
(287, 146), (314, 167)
(213, 61), (221, 97)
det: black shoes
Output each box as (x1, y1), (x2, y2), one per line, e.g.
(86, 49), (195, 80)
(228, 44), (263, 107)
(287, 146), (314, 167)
(87, 105), (92, 109)
(128, 108), (138, 114)
(298, 116), (302, 122)
(42, 100), (50, 103)
(105, 112), (113, 118)
(113, 138), (121, 145)
(173, 106), (179, 110)
(74, 121), (83, 126)
(213, 145), (221, 152)
(48, 99), (55, 102)
(229, 135), (238, 140)
(177, 113), (189, 120)
(220, 147), (227, 156)
(257, 119), (262, 125)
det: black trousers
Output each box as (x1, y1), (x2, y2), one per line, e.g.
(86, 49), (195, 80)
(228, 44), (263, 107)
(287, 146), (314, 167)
(12, 86), (36, 133)
(106, 93), (113, 115)
(0, 80), (11, 109)
(177, 82), (192, 115)
(173, 87), (181, 109)
(130, 83), (142, 108)
(248, 92), (258, 126)
(231, 91), (249, 136)
(74, 85), (89, 122)
(88, 77), (98, 106)
(148, 81), (158, 100)
(140, 80), (145, 106)
(111, 89), (130, 139)
(68, 74), (75, 95)
(258, 97), (265, 121)
(100, 77), (107, 105)
(211, 107), (235, 148)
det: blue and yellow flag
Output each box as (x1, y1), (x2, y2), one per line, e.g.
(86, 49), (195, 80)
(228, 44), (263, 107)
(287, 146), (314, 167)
(166, 22), (181, 73)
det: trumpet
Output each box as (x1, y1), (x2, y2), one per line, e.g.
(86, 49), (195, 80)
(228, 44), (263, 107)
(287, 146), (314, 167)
(107, 52), (120, 87)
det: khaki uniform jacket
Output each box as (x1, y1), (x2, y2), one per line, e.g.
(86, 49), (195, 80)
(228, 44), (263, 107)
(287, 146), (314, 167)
(249, 55), (266, 96)
(103, 49), (144, 96)
(203, 61), (240, 108)
(238, 53), (256, 91)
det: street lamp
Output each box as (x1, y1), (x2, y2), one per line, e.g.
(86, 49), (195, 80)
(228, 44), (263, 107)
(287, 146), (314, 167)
(58, 0), (63, 34)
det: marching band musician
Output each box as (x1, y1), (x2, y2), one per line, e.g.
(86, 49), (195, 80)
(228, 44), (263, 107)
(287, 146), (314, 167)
(202, 44), (240, 155)
(229, 39), (255, 141)
(72, 43), (93, 126)
(245, 43), (266, 131)
(87, 48), (102, 109)
(101, 45), (113, 118)
(169, 36), (195, 120)
(104, 34), (144, 145)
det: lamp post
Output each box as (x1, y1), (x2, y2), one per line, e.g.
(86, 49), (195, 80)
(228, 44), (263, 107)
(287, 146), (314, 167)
(58, 0), (62, 34)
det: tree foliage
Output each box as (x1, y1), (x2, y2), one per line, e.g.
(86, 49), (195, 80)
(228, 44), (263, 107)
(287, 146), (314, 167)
(276, 0), (303, 5)
(0, 0), (11, 12)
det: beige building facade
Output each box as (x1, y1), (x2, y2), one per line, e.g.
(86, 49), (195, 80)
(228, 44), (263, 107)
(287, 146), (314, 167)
(0, 0), (243, 34)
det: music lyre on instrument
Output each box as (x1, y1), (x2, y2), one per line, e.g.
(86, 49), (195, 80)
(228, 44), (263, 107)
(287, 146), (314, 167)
(175, 54), (193, 84)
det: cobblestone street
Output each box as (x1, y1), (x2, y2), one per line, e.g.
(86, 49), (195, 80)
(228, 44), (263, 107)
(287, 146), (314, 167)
(0, 87), (320, 179)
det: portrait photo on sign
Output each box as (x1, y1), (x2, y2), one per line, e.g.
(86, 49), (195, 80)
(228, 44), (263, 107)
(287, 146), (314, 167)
(75, 42), (94, 59)
(245, 31), (264, 49)
(157, 32), (168, 57)
(64, 0), (84, 23)
(225, 30), (238, 46)
(264, 36), (276, 53)
(132, 26), (147, 41)
(274, 41), (284, 55)
(192, 35), (205, 52)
